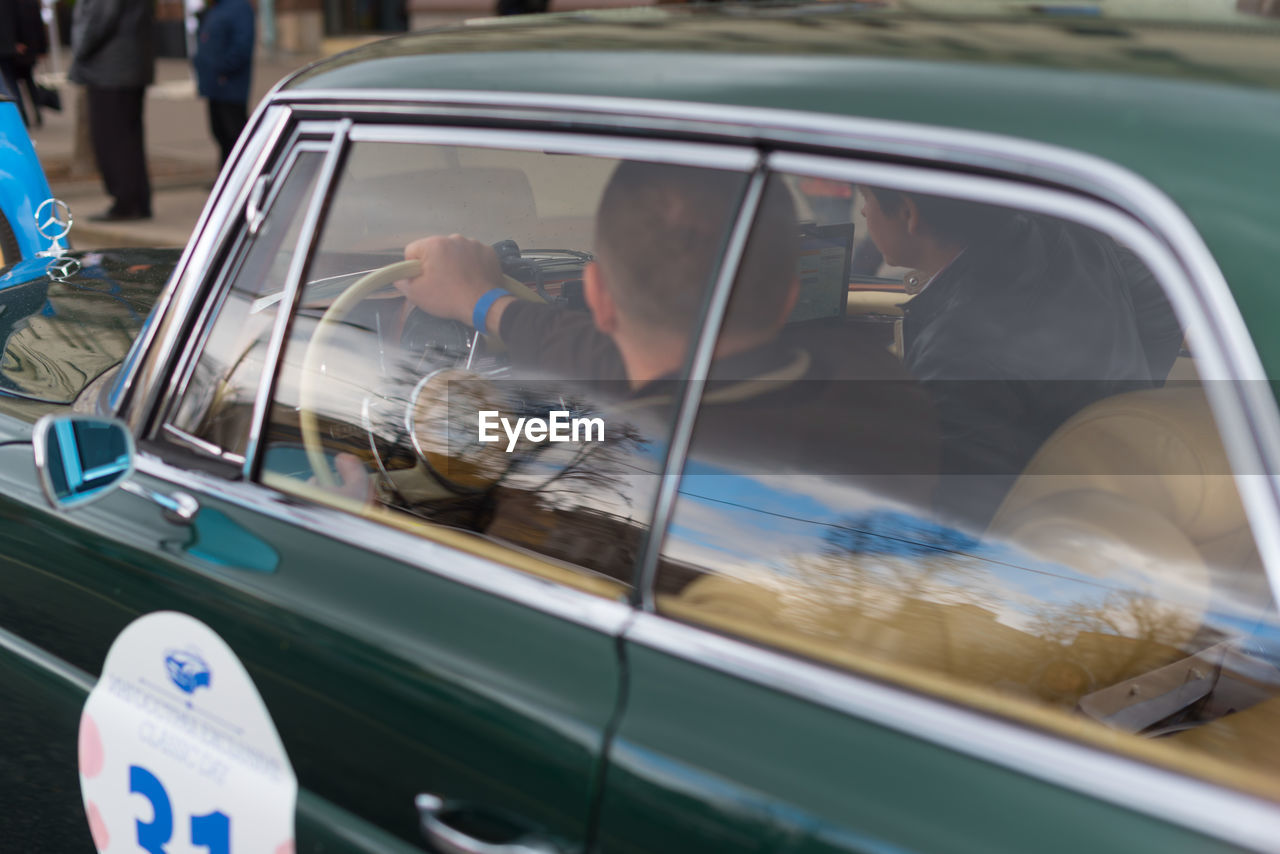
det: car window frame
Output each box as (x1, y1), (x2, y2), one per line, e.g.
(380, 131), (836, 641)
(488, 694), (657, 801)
(135, 117), (766, 611)
(625, 147), (1280, 851)
(157, 140), (335, 467)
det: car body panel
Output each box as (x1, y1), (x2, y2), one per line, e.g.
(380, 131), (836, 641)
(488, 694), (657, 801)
(600, 641), (1255, 854)
(2, 4), (1280, 851)
(0, 442), (625, 850)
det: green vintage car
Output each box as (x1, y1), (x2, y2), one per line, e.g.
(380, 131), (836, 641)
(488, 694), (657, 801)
(6, 2), (1280, 852)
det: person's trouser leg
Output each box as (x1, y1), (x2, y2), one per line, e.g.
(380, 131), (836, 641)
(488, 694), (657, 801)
(207, 99), (248, 167)
(0, 62), (28, 127)
(88, 86), (151, 216)
(19, 70), (41, 127)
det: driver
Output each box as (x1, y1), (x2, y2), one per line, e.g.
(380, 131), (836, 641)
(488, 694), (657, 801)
(395, 161), (938, 508)
(395, 161), (785, 390)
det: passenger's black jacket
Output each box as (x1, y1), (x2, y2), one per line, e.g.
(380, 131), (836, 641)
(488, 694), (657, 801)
(901, 213), (1179, 528)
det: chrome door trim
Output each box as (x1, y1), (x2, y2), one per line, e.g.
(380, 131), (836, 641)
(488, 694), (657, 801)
(132, 453), (635, 637)
(242, 120), (352, 479)
(626, 611), (1280, 854)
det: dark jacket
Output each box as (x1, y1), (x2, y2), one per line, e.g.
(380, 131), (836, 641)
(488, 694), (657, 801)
(901, 214), (1177, 528)
(69, 0), (155, 88)
(193, 0), (255, 104)
(0, 0), (17, 60)
(14, 0), (47, 71)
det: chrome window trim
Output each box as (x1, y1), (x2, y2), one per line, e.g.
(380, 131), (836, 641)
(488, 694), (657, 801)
(160, 423), (226, 459)
(160, 423), (245, 466)
(157, 145), (332, 452)
(119, 105), (293, 431)
(626, 612), (1280, 854)
(131, 453), (634, 636)
(344, 123), (759, 172)
(242, 121), (352, 479)
(634, 163), (766, 611)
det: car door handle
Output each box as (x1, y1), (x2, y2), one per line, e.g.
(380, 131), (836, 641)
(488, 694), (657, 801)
(414, 794), (561, 854)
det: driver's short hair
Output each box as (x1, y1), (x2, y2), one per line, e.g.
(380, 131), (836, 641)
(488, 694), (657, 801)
(594, 162), (799, 337)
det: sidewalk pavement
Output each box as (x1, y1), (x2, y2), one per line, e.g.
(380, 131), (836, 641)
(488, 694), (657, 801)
(31, 38), (386, 251)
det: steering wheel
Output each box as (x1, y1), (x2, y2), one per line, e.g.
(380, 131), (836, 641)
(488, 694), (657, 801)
(299, 258), (542, 488)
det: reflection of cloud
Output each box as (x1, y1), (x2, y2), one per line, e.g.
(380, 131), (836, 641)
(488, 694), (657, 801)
(664, 472), (1274, 657)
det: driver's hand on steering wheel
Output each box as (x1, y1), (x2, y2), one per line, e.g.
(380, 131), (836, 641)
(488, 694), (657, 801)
(398, 234), (507, 325)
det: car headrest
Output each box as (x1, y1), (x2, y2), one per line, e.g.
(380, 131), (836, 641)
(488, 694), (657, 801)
(989, 488), (1210, 632)
(990, 386), (1246, 546)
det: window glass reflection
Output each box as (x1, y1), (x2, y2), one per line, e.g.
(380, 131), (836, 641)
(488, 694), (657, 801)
(257, 145), (748, 594)
(658, 173), (1280, 797)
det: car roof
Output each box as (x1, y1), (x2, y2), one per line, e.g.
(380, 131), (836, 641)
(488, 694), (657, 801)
(286, 2), (1280, 95)
(279, 1), (1280, 374)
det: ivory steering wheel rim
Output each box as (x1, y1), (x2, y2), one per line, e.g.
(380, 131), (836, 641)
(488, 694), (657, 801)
(297, 258), (544, 489)
(299, 259), (422, 488)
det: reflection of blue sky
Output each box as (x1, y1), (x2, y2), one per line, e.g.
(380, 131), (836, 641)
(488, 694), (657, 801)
(667, 468), (1279, 643)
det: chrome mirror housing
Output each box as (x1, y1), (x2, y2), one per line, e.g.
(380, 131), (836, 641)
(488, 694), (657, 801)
(33, 414), (135, 510)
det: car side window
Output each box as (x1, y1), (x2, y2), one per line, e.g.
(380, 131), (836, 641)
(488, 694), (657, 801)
(254, 138), (751, 596)
(164, 148), (327, 460)
(655, 169), (1280, 794)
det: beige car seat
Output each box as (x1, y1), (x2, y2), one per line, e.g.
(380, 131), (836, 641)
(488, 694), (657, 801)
(989, 384), (1261, 594)
(675, 384), (1264, 712)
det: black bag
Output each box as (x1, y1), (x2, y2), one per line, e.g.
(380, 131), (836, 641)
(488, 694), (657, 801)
(32, 83), (61, 112)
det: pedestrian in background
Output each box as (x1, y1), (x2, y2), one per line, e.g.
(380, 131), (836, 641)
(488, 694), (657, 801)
(14, 0), (50, 128)
(0, 2), (20, 103)
(70, 0), (156, 221)
(193, 0), (255, 168)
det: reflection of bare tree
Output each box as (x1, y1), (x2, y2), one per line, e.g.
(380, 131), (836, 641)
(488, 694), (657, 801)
(707, 511), (1204, 709)
(517, 416), (652, 511)
(1024, 590), (1199, 703)
(464, 400), (662, 583)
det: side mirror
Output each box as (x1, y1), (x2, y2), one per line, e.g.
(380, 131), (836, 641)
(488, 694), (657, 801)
(33, 414), (135, 510)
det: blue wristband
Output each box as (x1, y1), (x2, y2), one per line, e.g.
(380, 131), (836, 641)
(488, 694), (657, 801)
(471, 288), (508, 332)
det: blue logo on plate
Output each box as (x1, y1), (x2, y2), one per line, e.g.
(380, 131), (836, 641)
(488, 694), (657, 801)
(164, 650), (211, 694)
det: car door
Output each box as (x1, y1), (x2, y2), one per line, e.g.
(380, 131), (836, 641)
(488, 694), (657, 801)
(0, 116), (763, 852)
(596, 152), (1280, 853)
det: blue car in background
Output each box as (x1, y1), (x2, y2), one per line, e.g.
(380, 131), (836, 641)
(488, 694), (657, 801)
(0, 92), (55, 267)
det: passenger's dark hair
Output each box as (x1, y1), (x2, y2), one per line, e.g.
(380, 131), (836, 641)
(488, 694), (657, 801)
(595, 162), (800, 336)
(864, 187), (1015, 246)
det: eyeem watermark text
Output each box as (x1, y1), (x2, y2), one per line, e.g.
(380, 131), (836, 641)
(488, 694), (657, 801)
(478, 410), (605, 452)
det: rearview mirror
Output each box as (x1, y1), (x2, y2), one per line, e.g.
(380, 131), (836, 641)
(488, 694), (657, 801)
(33, 414), (135, 510)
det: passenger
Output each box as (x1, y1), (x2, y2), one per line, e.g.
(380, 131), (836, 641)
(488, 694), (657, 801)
(859, 187), (1181, 528)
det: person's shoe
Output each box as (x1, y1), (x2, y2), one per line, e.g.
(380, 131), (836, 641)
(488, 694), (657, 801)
(87, 209), (152, 222)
